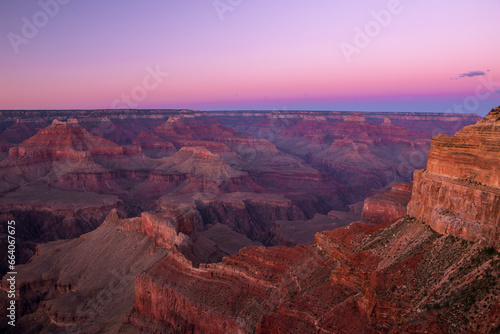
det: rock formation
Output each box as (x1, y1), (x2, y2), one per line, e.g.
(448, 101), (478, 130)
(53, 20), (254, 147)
(426, 107), (500, 187)
(0, 210), (169, 333)
(0, 119), (151, 193)
(361, 183), (412, 224)
(122, 108), (499, 333)
(273, 209), (361, 246)
(408, 107), (500, 248)
(124, 217), (500, 333)
(235, 112), (432, 204)
(132, 131), (177, 158)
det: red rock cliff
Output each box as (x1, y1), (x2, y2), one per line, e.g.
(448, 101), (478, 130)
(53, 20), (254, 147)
(361, 183), (413, 224)
(426, 107), (500, 187)
(408, 107), (500, 247)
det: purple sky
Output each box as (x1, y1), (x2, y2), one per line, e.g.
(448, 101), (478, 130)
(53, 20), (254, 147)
(1, 0), (499, 115)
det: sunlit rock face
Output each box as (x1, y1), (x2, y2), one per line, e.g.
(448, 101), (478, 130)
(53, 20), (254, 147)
(426, 107), (500, 188)
(408, 107), (500, 248)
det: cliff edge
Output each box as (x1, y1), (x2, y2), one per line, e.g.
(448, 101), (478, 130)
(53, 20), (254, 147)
(408, 107), (500, 247)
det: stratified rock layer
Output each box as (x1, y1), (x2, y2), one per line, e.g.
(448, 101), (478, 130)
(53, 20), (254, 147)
(361, 183), (412, 224)
(426, 107), (500, 188)
(0, 210), (169, 334)
(408, 108), (500, 248)
(127, 217), (500, 333)
(408, 170), (500, 247)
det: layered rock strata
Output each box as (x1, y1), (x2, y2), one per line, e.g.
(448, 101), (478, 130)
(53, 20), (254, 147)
(426, 107), (500, 187)
(408, 107), (500, 248)
(361, 183), (413, 224)
(126, 217), (500, 333)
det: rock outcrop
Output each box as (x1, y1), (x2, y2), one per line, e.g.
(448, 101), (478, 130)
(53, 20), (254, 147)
(408, 107), (500, 248)
(273, 209), (360, 246)
(0, 183), (123, 275)
(122, 108), (500, 333)
(125, 216), (500, 333)
(0, 119), (151, 193)
(0, 210), (169, 333)
(158, 192), (308, 245)
(361, 183), (413, 224)
(236, 112), (431, 204)
(132, 131), (177, 158)
(426, 107), (500, 188)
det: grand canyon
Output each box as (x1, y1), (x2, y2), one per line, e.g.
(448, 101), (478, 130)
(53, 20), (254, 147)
(0, 107), (498, 333)
(3, 0), (500, 332)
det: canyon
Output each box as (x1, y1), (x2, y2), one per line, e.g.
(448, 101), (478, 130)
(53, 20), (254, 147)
(1, 108), (498, 333)
(0, 109), (478, 275)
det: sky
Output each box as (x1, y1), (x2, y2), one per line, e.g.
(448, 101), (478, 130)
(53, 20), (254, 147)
(0, 0), (499, 115)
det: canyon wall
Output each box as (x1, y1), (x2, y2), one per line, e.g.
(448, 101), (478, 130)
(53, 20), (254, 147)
(361, 183), (412, 224)
(408, 107), (500, 248)
(426, 107), (500, 187)
(126, 218), (500, 334)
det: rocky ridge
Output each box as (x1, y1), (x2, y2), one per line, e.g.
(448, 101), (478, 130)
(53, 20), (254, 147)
(408, 107), (500, 248)
(125, 218), (500, 333)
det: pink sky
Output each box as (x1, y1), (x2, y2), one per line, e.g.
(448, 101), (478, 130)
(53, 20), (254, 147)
(1, 0), (499, 115)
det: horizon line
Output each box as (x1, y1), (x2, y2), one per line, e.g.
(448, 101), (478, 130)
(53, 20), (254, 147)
(0, 108), (486, 117)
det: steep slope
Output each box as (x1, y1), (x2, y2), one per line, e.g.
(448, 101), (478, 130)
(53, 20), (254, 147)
(0, 120), (151, 273)
(408, 107), (500, 248)
(236, 114), (431, 204)
(273, 209), (361, 246)
(149, 116), (345, 215)
(0, 210), (169, 334)
(426, 107), (500, 187)
(0, 109), (488, 333)
(137, 146), (258, 197)
(158, 192), (307, 245)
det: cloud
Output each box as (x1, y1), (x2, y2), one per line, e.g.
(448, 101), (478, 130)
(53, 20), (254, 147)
(494, 89), (500, 95)
(458, 71), (486, 78)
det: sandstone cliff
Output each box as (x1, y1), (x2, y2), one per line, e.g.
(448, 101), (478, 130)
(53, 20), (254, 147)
(0, 119), (151, 193)
(408, 107), (500, 248)
(122, 109), (500, 333)
(125, 216), (500, 333)
(361, 183), (413, 224)
(426, 107), (500, 187)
